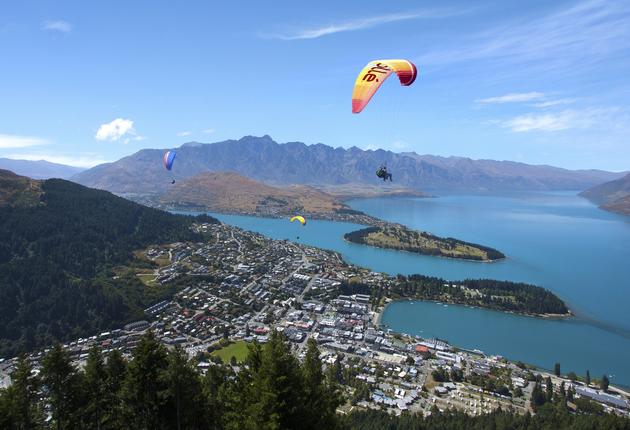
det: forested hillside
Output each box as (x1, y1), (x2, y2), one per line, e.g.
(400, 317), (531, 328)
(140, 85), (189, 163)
(0, 174), (217, 356)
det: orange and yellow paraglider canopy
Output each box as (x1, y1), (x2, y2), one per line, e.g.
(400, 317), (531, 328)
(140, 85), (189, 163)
(352, 59), (417, 114)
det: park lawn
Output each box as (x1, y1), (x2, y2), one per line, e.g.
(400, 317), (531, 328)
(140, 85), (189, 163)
(211, 341), (250, 364)
(136, 273), (158, 287)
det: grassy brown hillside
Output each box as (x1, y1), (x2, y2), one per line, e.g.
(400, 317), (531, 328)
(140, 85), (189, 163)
(580, 172), (630, 215)
(158, 171), (352, 216)
(603, 195), (630, 215)
(0, 169), (42, 208)
(344, 225), (505, 261)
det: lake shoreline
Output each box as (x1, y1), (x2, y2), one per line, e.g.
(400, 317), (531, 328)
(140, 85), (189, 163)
(378, 300), (630, 392)
(377, 298), (573, 324)
(169, 203), (507, 263)
(342, 237), (505, 263)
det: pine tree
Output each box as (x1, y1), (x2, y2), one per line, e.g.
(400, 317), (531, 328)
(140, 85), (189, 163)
(41, 344), (83, 430)
(164, 346), (205, 430)
(530, 381), (546, 410)
(104, 349), (126, 427)
(83, 347), (107, 430)
(545, 376), (554, 402)
(4, 353), (43, 429)
(554, 362), (561, 377)
(586, 369), (591, 385)
(301, 338), (341, 430)
(239, 331), (306, 430)
(0, 389), (11, 430)
(600, 375), (610, 391)
(201, 364), (231, 429)
(121, 332), (169, 429)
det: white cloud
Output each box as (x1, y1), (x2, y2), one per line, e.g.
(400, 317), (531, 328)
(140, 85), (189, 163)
(0, 134), (48, 149)
(177, 131), (192, 137)
(500, 108), (617, 132)
(43, 20), (72, 33)
(95, 118), (136, 142)
(532, 98), (576, 108)
(202, 128), (215, 134)
(417, 0), (630, 73)
(477, 92), (545, 104)
(392, 141), (410, 150)
(7, 153), (109, 168)
(267, 9), (462, 40)
(502, 113), (572, 132)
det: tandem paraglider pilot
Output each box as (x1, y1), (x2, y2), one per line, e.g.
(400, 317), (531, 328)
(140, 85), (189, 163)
(376, 165), (392, 182)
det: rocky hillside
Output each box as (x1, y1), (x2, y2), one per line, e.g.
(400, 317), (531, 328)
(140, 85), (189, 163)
(72, 135), (624, 195)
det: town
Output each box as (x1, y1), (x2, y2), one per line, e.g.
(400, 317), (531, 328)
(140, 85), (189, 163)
(2, 221), (629, 419)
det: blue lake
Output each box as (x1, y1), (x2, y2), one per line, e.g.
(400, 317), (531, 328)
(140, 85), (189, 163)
(188, 192), (630, 386)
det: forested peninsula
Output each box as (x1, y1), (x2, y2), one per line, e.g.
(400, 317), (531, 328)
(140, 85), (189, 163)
(343, 274), (570, 317)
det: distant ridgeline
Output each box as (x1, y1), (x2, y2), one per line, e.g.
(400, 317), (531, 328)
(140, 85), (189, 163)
(342, 274), (569, 316)
(344, 225), (505, 261)
(0, 174), (218, 356)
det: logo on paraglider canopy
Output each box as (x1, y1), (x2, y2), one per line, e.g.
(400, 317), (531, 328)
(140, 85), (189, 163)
(362, 62), (390, 83)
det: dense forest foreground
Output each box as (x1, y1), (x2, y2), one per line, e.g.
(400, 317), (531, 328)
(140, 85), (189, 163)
(1, 331), (628, 430)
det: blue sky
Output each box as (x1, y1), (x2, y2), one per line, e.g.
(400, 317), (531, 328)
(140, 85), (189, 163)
(0, 0), (629, 170)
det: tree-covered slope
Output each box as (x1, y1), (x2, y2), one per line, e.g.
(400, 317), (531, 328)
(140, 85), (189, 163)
(0, 173), (218, 356)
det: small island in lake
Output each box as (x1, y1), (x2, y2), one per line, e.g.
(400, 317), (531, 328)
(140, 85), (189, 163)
(344, 225), (505, 261)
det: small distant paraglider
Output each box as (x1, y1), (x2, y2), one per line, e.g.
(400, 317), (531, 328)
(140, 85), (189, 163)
(163, 150), (176, 184)
(163, 150), (176, 170)
(290, 215), (306, 226)
(351, 59), (417, 114)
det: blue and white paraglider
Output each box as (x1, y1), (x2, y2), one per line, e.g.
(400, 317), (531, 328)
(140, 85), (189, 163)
(163, 150), (176, 184)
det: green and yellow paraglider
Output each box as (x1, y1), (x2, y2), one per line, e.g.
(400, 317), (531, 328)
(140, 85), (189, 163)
(290, 215), (306, 226)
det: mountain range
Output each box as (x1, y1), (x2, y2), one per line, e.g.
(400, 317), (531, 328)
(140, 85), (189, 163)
(72, 135), (625, 195)
(0, 157), (84, 179)
(580, 173), (630, 215)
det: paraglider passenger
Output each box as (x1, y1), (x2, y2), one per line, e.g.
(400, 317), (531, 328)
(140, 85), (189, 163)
(376, 166), (393, 182)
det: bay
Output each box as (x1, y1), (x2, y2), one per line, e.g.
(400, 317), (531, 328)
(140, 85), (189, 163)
(185, 191), (630, 386)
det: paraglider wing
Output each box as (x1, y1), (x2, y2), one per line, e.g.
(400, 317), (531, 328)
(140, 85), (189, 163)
(352, 59), (417, 114)
(163, 150), (176, 171)
(290, 215), (306, 226)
